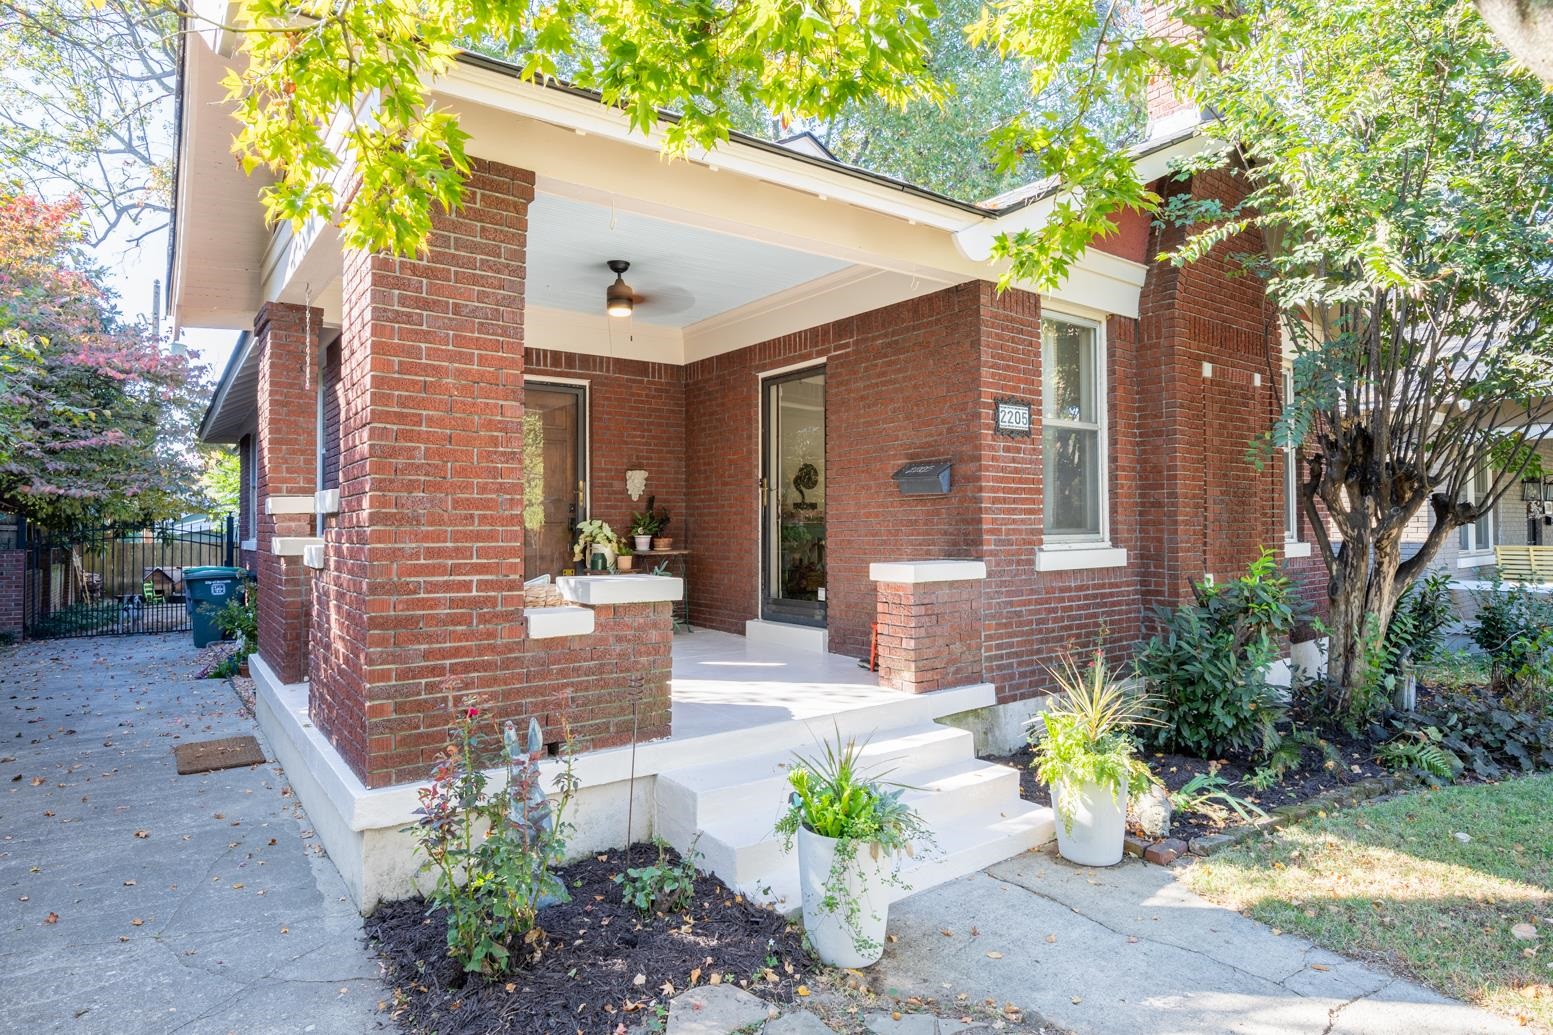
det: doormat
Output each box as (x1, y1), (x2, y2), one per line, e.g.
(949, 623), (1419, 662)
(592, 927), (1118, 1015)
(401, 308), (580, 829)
(174, 736), (266, 775)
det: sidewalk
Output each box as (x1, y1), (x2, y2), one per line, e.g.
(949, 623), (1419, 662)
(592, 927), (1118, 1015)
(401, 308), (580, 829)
(0, 635), (388, 1035)
(869, 847), (1524, 1035)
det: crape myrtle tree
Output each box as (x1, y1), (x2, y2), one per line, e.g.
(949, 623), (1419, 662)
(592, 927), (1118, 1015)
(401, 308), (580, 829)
(214, 0), (1553, 699)
(1172, 0), (1553, 700)
(0, 193), (205, 531)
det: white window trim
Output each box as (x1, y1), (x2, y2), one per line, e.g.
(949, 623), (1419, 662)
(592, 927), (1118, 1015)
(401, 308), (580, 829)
(1457, 464), (1496, 559)
(1281, 369), (1302, 546)
(1040, 311), (1111, 551)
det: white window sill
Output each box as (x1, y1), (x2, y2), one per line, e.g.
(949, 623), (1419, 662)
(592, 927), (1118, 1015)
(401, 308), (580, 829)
(1284, 540), (1312, 559)
(1457, 550), (1496, 569)
(1035, 544), (1128, 572)
(239, 539), (258, 552)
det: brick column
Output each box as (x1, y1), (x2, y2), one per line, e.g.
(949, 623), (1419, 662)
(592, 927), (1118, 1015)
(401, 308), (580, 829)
(0, 549), (22, 639)
(310, 158), (532, 788)
(255, 301), (321, 684)
(871, 562), (986, 693)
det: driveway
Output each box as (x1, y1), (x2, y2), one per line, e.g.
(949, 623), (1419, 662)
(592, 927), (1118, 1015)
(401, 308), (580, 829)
(871, 847), (1524, 1035)
(0, 634), (388, 1035)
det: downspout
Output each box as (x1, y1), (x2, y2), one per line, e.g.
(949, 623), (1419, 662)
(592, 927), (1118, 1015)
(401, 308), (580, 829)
(315, 334), (327, 537)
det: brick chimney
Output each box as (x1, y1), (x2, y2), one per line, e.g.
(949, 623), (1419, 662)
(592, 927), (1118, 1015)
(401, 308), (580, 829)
(1140, 2), (1200, 134)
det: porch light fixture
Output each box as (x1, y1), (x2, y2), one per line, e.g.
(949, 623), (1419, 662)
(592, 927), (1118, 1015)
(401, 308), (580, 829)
(605, 260), (634, 318)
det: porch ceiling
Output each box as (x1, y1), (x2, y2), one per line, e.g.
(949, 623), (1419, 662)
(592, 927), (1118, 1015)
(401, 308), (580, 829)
(528, 193), (851, 328)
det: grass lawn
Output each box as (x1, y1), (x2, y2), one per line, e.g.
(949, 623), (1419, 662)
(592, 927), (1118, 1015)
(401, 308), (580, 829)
(1185, 775), (1553, 1029)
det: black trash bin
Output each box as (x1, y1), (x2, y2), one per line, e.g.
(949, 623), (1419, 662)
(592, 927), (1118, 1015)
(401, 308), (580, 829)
(184, 566), (249, 647)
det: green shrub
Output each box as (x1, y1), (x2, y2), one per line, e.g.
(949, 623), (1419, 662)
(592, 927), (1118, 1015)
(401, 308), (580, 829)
(1470, 576), (1553, 709)
(1383, 570), (1456, 672)
(1135, 549), (1299, 759)
(408, 707), (577, 976)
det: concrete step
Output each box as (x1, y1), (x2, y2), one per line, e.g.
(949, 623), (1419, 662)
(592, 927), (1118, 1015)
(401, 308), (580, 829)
(755, 799), (1056, 912)
(654, 717), (1053, 910)
(656, 723), (974, 833)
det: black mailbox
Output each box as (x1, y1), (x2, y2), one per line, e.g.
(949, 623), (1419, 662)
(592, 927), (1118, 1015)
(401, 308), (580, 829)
(892, 459), (952, 496)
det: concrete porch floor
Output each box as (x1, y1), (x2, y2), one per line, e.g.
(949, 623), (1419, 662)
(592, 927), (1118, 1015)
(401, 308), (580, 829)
(670, 627), (907, 740)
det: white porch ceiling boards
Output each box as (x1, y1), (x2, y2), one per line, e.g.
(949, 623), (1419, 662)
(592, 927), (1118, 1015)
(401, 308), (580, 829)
(525, 193), (850, 328)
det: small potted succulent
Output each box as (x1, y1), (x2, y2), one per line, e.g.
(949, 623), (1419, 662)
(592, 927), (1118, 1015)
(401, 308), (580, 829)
(571, 519), (620, 571)
(615, 543), (635, 572)
(776, 729), (930, 968)
(1029, 652), (1156, 867)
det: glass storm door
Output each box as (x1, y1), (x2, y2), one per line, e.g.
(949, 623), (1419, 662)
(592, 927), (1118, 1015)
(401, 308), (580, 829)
(761, 368), (826, 626)
(523, 383), (586, 580)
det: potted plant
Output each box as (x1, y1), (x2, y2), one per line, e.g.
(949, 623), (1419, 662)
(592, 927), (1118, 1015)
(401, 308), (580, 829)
(650, 506), (672, 551)
(615, 543), (635, 572)
(775, 729), (930, 968)
(627, 504), (661, 552)
(571, 520), (619, 571)
(1029, 652), (1156, 867)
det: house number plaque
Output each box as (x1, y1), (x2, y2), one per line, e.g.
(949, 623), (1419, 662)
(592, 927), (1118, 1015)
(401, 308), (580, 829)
(993, 397), (1032, 437)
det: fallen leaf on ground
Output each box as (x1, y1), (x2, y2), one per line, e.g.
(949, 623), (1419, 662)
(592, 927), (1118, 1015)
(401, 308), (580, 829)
(986, 951), (1004, 959)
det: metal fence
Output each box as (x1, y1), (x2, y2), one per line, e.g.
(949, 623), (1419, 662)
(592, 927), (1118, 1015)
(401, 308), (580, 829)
(21, 517), (237, 638)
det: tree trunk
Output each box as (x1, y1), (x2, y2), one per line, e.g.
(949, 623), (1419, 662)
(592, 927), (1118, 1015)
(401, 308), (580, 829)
(1324, 532), (1405, 710)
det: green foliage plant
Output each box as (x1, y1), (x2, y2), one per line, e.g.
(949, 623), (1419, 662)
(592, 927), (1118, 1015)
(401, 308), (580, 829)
(1469, 576), (1553, 709)
(570, 519), (619, 563)
(212, 579), (258, 658)
(1402, 690), (1553, 781)
(614, 837), (700, 916)
(775, 727), (931, 960)
(1135, 550), (1299, 759)
(1168, 770), (1268, 826)
(1029, 651), (1156, 835)
(1377, 727), (1463, 783)
(409, 706), (578, 976)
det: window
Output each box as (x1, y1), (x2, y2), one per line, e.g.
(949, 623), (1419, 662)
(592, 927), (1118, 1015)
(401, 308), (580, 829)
(1459, 465), (1495, 553)
(1283, 370), (1299, 541)
(1042, 316), (1105, 541)
(244, 434), (259, 544)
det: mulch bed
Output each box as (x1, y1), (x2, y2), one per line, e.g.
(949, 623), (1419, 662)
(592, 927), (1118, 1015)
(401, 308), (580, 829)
(368, 845), (811, 1035)
(991, 731), (1390, 843)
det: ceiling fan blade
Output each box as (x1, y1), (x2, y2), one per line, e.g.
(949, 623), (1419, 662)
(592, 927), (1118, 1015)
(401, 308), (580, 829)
(632, 285), (696, 317)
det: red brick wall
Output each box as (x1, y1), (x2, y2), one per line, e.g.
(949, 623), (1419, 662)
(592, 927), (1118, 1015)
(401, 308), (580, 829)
(0, 549), (22, 638)
(1135, 168), (1283, 621)
(525, 350), (686, 558)
(684, 283), (986, 657)
(875, 579), (984, 693)
(514, 602), (673, 746)
(975, 290), (1148, 701)
(254, 301), (321, 684)
(310, 158), (533, 786)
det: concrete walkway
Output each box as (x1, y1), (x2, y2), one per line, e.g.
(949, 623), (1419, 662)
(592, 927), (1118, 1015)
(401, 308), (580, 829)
(0, 635), (387, 1035)
(870, 848), (1523, 1035)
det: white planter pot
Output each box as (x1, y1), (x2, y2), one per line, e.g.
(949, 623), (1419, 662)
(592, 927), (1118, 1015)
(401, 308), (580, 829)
(1051, 779), (1127, 867)
(796, 826), (890, 968)
(633, 535), (654, 552)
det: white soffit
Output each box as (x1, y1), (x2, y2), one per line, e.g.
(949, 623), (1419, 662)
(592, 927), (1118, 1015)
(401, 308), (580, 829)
(526, 193), (850, 327)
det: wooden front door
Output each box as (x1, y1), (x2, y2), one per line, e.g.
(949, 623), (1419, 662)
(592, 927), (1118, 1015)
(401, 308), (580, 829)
(523, 383), (586, 580)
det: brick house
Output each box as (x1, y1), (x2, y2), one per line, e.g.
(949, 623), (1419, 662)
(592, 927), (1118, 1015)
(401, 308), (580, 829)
(175, 28), (1330, 909)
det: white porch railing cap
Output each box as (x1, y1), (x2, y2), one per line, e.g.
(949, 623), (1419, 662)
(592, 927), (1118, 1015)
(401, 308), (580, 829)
(869, 560), (987, 584)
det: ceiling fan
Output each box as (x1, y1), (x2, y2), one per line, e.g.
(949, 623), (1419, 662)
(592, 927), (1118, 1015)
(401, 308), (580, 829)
(603, 259), (695, 319)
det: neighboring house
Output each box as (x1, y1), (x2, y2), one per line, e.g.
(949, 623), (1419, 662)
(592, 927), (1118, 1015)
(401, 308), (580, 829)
(174, 24), (1323, 908)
